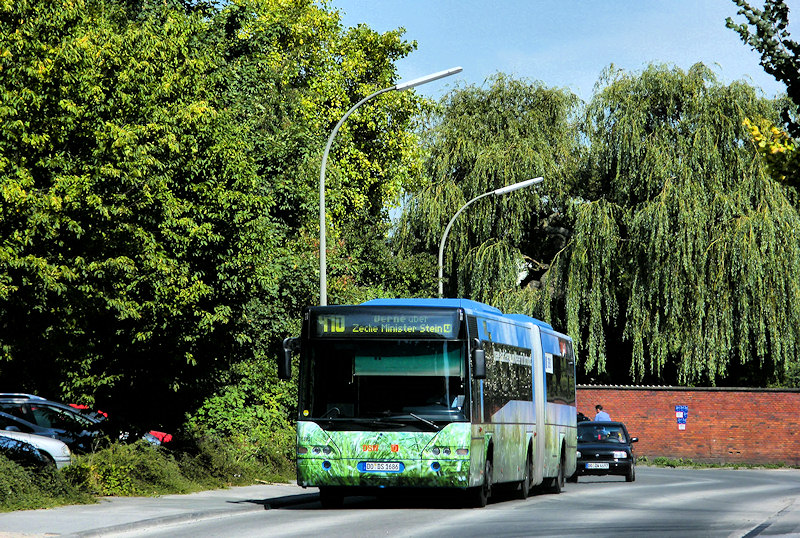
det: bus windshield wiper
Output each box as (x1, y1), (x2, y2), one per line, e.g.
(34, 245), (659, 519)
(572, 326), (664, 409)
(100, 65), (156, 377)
(320, 407), (341, 418)
(367, 418), (404, 428)
(408, 413), (440, 431)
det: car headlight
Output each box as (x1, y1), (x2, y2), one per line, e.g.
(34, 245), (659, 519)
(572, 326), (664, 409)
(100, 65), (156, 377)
(612, 451), (627, 459)
(576, 450), (581, 458)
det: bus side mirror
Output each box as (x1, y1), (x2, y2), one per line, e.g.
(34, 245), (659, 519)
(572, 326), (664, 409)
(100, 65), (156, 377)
(280, 337), (299, 380)
(473, 348), (486, 379)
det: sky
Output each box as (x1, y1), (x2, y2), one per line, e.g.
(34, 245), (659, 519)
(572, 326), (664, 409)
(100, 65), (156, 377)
(331, 0), (798, 102)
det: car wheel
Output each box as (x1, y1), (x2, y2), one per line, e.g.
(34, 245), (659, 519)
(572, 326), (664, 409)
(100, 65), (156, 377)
(626, 464), (636, 482)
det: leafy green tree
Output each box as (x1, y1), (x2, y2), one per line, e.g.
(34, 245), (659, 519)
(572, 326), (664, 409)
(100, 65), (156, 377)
(184, 0), (432, 447)
(0, 0), (274, 425)
(727, 0), (800, 190)
(0, 0), (430, 429)
(213, 0), (430, 307)
(727, 0), (800, 133)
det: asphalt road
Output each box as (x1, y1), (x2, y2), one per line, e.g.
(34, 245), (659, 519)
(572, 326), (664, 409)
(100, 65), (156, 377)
(1, 467), (799, 537)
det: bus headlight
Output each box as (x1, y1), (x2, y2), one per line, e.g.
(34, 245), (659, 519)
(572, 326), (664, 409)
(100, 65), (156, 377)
(431, 447), (462, 457)
(300, 445), (333, 456)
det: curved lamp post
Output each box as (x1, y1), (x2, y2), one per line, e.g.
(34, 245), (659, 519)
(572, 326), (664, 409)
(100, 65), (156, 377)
(319, 66), (463, 306)
(438, 176), (544, 298)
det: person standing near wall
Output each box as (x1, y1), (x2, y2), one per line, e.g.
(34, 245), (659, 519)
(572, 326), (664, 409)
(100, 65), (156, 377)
(594, 404), (611, 421)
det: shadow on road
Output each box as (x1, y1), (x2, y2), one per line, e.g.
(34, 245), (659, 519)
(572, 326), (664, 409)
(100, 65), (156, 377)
(232, 484), (556, 511)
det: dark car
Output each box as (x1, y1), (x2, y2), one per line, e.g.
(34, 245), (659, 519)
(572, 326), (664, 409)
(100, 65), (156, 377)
(571, 421), (638, 482)
(0, 393), (169, 452)
(0, 433), (53, 469)
(0, 397), (101, 453)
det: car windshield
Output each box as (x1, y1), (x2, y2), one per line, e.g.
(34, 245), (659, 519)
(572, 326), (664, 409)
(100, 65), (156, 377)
(578, 423), (628, 443)
(0, 403), (96, 431)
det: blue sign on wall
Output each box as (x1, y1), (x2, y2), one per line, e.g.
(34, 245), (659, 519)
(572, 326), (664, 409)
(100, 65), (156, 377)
(675, 405), (688, 430)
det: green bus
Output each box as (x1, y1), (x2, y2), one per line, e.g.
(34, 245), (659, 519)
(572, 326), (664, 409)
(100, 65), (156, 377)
(280, 298), (576, 508)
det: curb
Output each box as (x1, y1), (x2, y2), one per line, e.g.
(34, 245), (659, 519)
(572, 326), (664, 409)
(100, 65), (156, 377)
(71, 492), (319, 537)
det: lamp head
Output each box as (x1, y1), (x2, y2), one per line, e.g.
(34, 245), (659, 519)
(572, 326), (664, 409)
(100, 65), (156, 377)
(394, 66), (463, 91)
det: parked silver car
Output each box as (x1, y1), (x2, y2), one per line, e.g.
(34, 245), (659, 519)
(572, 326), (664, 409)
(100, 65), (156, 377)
(0, 430), (72, 468)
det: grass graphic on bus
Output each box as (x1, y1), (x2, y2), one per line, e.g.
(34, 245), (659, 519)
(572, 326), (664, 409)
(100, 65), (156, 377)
(297, 421), (475, 488)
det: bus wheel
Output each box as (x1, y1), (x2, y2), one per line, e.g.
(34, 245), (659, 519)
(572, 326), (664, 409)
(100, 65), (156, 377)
(519, 451), (533, 499)
(548, 454), (564, 494)
(471, 459), (492, 508)
(319, 487), (344, 509)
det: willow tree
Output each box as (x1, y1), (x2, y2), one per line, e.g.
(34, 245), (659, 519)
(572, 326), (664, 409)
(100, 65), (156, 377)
(544, 63), (800, 386)
(397, 75), (582, 301)
(404, 65), (800, 387)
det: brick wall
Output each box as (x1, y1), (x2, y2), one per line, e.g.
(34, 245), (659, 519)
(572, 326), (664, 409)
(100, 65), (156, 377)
(577, 386), (800, 466)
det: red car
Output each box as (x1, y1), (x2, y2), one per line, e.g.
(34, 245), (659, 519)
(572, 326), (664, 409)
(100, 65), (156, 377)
(69, 404), (172, 444)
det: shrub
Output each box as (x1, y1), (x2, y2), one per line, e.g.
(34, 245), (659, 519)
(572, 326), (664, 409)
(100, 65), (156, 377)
(175, 434), (290, 488)
(0, 456), (91, 512)
(64, 441), (196, 496)
(63, 434), (292, 499)
(184, 357), (297, 477)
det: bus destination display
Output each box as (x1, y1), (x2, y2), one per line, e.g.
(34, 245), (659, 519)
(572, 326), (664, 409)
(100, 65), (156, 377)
(312, 310), (460, 338)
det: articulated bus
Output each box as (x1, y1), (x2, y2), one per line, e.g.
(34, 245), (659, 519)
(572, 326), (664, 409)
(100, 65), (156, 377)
(280, 298), (576, 508)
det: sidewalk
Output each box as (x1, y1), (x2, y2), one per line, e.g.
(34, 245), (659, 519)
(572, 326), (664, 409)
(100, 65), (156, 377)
(0, 482), (317, 537)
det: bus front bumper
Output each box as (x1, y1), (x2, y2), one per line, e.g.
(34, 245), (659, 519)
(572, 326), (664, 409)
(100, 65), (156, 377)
(297, 457), (471, 488)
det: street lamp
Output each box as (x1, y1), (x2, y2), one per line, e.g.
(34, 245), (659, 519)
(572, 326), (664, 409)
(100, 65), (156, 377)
(438, 177), (544, 298)
(319, 66), (463, 306)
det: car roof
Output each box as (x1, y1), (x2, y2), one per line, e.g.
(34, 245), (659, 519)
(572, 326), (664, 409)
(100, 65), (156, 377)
(579, 421), (626, 427)
(0, 393), (47, 401)
(0, 394), (101, 417)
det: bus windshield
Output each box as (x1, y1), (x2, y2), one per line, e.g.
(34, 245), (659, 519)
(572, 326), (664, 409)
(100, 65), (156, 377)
(300, 339), (468, 427)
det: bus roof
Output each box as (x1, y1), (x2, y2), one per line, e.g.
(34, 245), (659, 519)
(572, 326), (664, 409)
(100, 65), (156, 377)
(362, 298), (500, 314)
(360, 298), (553, 330)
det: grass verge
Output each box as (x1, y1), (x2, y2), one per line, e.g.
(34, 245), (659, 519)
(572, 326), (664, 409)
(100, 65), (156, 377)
(638, 455), (791, 470)
(0, 434), (294, 512)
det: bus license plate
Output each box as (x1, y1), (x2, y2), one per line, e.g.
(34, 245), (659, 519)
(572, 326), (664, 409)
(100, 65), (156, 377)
(364, 462), (401, 472)
(586, 462), (609, 469)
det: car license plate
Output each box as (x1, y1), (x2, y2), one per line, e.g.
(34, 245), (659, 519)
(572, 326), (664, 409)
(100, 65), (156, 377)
(586, 462), (609, 469)
(364, 462), (401, 472)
